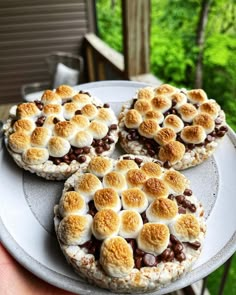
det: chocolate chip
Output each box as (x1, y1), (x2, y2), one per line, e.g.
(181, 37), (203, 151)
(123, 156), (131, 160)
(168, 250), (175, 261)
(172, 100), (177, 107)
(63, 155), (70, 161)
(189, 204), (197, 213)
(126, 134), (133, 141)
(182, 199), (192, 208)
(135, 257), (143, 269)
(74, 148), (84, 155)
(141, 212), (148, 224)
(103, 103), (110, 108)
(167, 241), (173, 248)
(173, 243), (184, 254)
(69, 154), (77, 161)
(127, 239), (137, 251)
(206, 135), (215, 143)
(219, 125), (228, 132)
(187, 241), (201, 250)
(77, 155), (86, 163)
(103, 143), (110, 151)
(148, 149), (156, 157)
(143, 254), (157, 266)
(136, 248), (145, 256)
(109, 124), (118, 130)
(170, 234), (179, 244)
(108, 137), (115, 144)
(53, 117), (60, 124)
(215, 117), (222, 125)
(161, 248), (171, 261)
(134, 158), (143, 165)
(163, 161), (172, 169)
(168, 194), (175, 200)
(184, 189), (192, 196)
(83, 147), (90, 154)
(216, 130), (226, 137)
(54, 158), (61, 165)
(175, 252), (186, 262)
(75, 110), (82, 115)
(178, 207), (186, 214)
(175, 195), (185, 204)
(95, 146), (104, 154)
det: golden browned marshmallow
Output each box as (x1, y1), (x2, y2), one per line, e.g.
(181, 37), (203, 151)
(181, 125), (206, 144)
(126, 169), (147, 188)
(16, 103), (41, 119)
(70, 115), (90, 130)
(43, 116), (65, 131)
(119, 210), (143, 238)
(103, 171), (127, 194)
(70, 131), (93, 148)
(22, 147), (49, 165)
(30, 127), (51, 148)
(56, 85), (74, 99)
(88, 120), (109, 140)
(154, 127), (176, 146)
(187, 89), (207, 104)
(138, 119), (160, 138)
(170, 92), (187, 109)
(169, 214), (200, 242)
(41, 90), (62, 105)
(146, 198), (178, 224)
(96, 108), (116, 125)
(155, 84), (176, 96)
(59, 191), (87, 217)
(151, 96), (172, 113)
(140, 162), (162, 178)
(121, 188), (148, 213)
(115, 159), (138, 174)
(199, 100), (220, 119)
(137, 223), (170, 255)
(13, 119), (36, 134)
(72, 93), (92, 108)
(81, 104), (98, 120)
(92, 209), (120, 240)
(134, 99), (152, 115)
(88, 156), (113, 177)
(193, 113), (215, 134)
(163, 115), (184, 133)
(94, 188), (121, 212)
(143, 178), (169, 202)
(54, 121), (77, 140)
(137, 87), (155, 100)
(144, 110), (164, 124)
(100, 236), (134, 277)
(75, 173), (102, 202)
(163, 170), (188, 194)
(8, 132), (31, 153)
(43, 104), (63, 117)
(58, 214), (92, 245)
(158, 141), (185, 164)
(178, 103), (198, 122)
(124, 109), (143, 129)
(63, 102), (79, 120)
(48, 136), (70, 157)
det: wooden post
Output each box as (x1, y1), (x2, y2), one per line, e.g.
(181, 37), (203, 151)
(122, 0), (150, 79)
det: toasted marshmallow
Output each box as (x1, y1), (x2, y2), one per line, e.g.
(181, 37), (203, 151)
(48, 136), (70, 157)
(100, 236), (134, 277)
(115, 159), (138, 174)
(75, 173), (102, 202)
(94, 188), (121, 212)
(81, 104), (98, 120)
(181, 125), (206, 144)
(155, 84), (176, 96)
(158, 141), (185, 164)
(154, 127), (176, 146)
(126, 169), (147, 188)
(151, 96), (172, 113)
(70, 131), (93, 148)
(42, 104), (63, 117)
(193, 113), (215, 134)
(54, 121), (77, 140)
(163, 115), (184, 133)
(88, 156), (113, 177)
(16, 103), (41, 119)
(63, 102), (79, 120)
(137, 223), (169, 255)
(138, 119), (160, 138)
(170, 92), (187, 109)
(140, 162), (162, 178)
(59, 191), (87, 217)
(144, 110), (164, 124)
(121, 188), (148, 213)
(22, 147), (49, 165)
(92, 209), (120, 240)
(88, 121), (109, 140)
(43, 115), (65, 131)
(119, 210), (143, 238)
(143, 178), (169, 202)
(134, 99), (152, 115)
(72, 93), (92, 108)
(178, 103), (198, 122)
(30, 127), (51, 148)
(124, 109), (143, 129)
(146, 198), (178, 224)
(56, 85), (74, 99)
(169, 214), (200, 242)
(8, 132), (31, 153)
(58, 214), (92, 245)
(96, 108), (117, 125)
(41, 90), (62, 105)
(137, 87), (155, 100)
(199, 100), (220, 119)
(187, 89), (207, 104)
(70, 115), (90, 130)
(13, 119), (36, 134)
(163, 170), (188, 194)
(103, 171), (127, 194)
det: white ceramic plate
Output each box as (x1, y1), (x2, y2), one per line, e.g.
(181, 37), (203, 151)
(0, 81), (236, 295)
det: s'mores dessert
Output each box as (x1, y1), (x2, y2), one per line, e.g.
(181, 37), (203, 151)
(118, 84), (228, 170)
